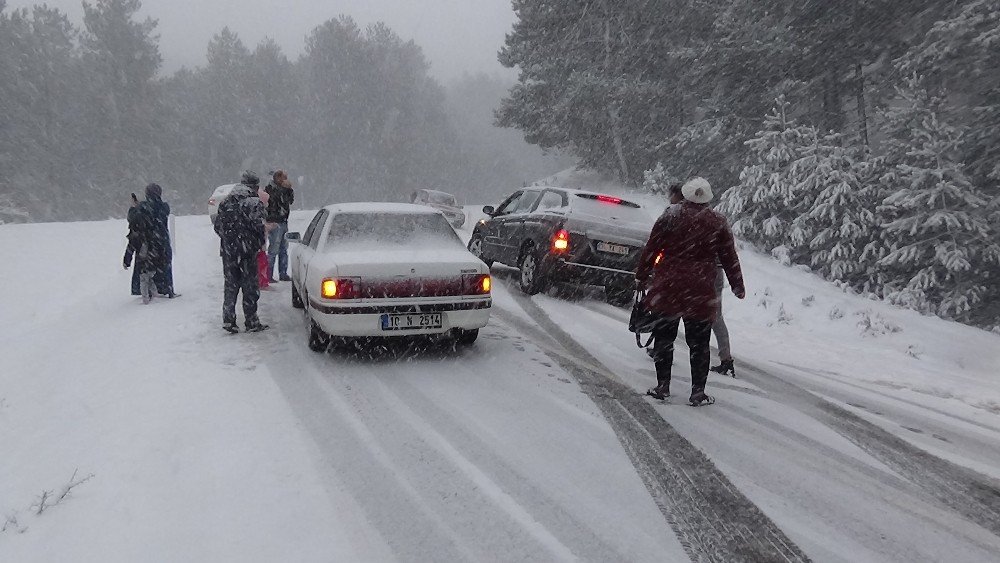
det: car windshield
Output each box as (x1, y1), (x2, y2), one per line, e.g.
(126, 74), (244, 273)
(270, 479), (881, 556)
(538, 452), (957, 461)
(326, 211), (462, 249)
(426, 192), (456, 206)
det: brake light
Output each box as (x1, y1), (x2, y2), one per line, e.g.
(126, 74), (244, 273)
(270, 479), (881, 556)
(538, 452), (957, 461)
(596, 195), (623, 205)
(321, 278), (360, 299)
(462, 273), (491, 295)
(552, 229), (570, 253)
(208, 198), (216, 205)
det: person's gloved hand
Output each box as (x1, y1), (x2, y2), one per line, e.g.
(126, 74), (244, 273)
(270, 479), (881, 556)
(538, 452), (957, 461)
(123, 253), (132, 269)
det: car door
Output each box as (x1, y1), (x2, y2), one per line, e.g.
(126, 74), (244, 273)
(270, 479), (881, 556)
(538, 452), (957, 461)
(482, 191), (523, 263)
(297, 210), (329, 301)
(503, 189), (543, 262)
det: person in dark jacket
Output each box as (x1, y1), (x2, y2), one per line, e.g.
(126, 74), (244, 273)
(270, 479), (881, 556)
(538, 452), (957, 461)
(125, 185), (173, 303)
(215, 171), (268, 333)
(132, 183), (177, 297)
(635, 177), (746, 406)
(264, 169), (294, 282)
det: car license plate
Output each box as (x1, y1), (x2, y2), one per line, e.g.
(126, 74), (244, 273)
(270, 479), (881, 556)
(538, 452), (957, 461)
(380, 313), (443, 331)
(597, 241), (630, 255)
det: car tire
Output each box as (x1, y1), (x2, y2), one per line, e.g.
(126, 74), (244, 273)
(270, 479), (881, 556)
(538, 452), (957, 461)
(308, 320), (330, 352)
(468, 235), (494, 268)
(605, 282), (634, 308)
(455, 328), (479, 345)
(291, 282), (304, 309)
(518, 245), (547, 295)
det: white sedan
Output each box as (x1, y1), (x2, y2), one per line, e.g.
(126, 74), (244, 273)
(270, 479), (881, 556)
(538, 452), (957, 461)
(287, 203), (492, 351)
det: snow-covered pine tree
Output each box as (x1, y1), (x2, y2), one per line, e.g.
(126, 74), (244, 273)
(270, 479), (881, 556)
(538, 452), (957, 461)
(876, 75), (1000, 321)
(718, 96), (819, 254)
(641, 163), (678, 195)
(789, 132), (879, 284)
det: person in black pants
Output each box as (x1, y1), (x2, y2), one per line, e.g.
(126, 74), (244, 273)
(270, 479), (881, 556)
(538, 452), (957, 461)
(214, 171), (268, 333)
(635, 178), (745, 406)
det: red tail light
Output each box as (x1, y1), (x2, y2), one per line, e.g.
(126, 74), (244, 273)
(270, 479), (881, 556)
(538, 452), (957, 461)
(462, 273), (491, 295)
(552, 229), (570, 253)
(596, 195), (623, 204)
(320, 278), (360, 299)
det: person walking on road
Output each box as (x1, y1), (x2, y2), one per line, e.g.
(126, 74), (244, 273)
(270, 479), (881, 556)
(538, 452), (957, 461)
(646, 183), (685, 359)
(264, 169), (294, 282)
(124, 184), (175, 303)
(710, 267), (737, 377)
(635, 177), (745, 406)
(139, 183), (177, 297)
(215, 171), (269, 334)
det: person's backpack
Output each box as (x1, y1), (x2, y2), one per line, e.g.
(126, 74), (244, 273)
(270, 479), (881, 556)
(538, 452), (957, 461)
(217, 191), (263, 256)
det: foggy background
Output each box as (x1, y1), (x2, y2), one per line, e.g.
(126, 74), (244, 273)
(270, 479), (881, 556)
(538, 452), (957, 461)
(6, 0), (517, 80)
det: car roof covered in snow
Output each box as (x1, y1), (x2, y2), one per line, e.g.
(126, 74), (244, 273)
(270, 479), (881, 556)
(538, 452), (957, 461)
(321, 202), (444, 215)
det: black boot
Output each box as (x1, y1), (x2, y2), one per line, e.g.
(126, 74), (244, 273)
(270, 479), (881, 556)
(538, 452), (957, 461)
(646, 382), (670, 400)
(689, 388), (715, 406)
(245, 320), (270, 333)
(223, 321), (239, 334)
(710, 359), (736, 378)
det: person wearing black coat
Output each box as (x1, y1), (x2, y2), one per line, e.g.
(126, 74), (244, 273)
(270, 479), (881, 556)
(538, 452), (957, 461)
(215, 171), (268, 333)
(124, 185), (173, 303)
(125, 183), (177, 297)
(264, 170), (294, 282)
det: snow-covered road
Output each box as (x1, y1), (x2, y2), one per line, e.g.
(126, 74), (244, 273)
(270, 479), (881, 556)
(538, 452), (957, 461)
(2, 211), (1000, 562)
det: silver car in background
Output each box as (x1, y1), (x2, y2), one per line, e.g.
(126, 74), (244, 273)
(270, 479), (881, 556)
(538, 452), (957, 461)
(412, 189), (466, 228)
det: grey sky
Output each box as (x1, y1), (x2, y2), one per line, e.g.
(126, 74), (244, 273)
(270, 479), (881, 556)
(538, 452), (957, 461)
(6, 0), (518, 81)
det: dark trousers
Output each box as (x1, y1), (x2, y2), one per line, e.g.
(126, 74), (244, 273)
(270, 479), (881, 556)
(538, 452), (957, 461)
(222, 252), (260, 326)
(650, 317), (714, 394)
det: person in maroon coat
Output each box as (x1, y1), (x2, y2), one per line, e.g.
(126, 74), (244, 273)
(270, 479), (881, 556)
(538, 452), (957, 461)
(635, 177), (746, 405)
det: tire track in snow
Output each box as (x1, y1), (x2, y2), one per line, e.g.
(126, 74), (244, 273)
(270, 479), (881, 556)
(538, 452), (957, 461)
(494, 284), (812, 563)
(368, 367), (649, 562)
(557, 290), (1000, 541)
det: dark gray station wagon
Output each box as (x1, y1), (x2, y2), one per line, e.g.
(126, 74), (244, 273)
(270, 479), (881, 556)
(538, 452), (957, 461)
(468, 187), (651, 306)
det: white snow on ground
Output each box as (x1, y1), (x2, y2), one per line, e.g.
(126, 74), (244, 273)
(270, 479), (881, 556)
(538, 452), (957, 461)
(0, 212), (678, 562)
(1, 203), (999, 562)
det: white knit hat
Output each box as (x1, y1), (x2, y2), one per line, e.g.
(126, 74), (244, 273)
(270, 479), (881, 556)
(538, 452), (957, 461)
(681, 177), (713, 204)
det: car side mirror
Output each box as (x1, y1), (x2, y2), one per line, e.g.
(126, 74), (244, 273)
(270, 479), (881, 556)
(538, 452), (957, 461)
(285, 231), (302, 243)
(482, 205), (495, 216)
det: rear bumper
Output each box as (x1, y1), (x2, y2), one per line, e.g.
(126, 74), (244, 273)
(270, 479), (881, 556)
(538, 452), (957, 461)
(309, 299), (490, 337)
(547, 258), (635, 287)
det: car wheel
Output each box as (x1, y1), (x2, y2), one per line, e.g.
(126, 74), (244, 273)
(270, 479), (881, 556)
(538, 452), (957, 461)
(468, 236), (494, 268)
(308, 320), (330, 352)
(605, 282), (634, 308)
(518, 245), (547, 295)
(455, 328), (479, 345)
(291, 282), (304, 309)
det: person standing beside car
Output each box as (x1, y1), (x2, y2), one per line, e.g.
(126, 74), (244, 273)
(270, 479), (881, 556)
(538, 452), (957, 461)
(215, 171), (268, 333)
(264, 170), (294, 283)
(635, 177), (745, 406)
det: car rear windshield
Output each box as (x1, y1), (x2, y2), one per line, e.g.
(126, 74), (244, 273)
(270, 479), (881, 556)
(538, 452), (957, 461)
(326, 212), (462, 249)
(569, 193), (648, 222)
(427, 192), (456, 206)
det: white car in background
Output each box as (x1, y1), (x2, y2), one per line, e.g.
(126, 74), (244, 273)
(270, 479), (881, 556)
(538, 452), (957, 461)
(208, 183), (237, 224)
(412, 189), (466, 228)
(287, 203), (492, 351)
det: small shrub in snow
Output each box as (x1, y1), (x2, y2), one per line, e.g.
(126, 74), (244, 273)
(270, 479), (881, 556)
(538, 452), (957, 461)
(641, 162), (679, 195)
(758, 296), (770, 309)
(802, 295), (816, 307)
(768, 304), (794, 327)
(829, 306), (845, 320)
(906, 345), (923, 359)
(856, 310), (902, 337)
(771, 245), (792, 266)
